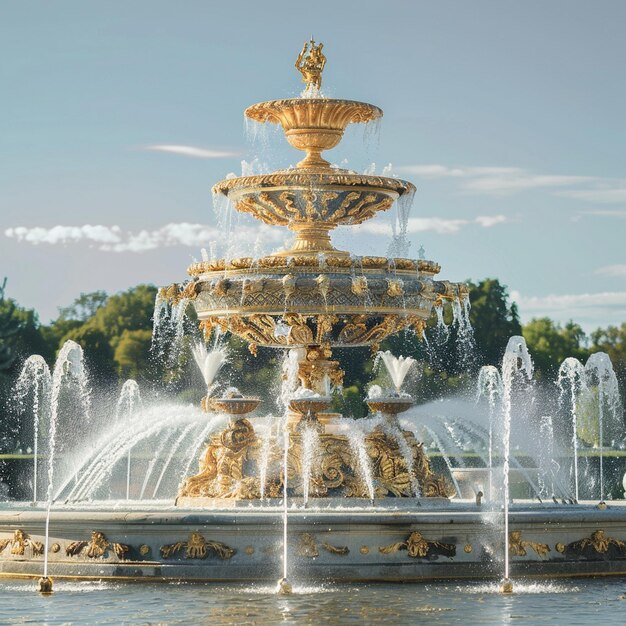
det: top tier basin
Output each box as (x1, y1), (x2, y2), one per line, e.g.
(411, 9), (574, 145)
(245, 98), (382, 169)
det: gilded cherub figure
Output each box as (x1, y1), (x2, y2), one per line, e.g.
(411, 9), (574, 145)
(295, 38), (327, 90)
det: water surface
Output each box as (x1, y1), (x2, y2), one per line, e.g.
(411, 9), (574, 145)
(2, 578), (626, 625)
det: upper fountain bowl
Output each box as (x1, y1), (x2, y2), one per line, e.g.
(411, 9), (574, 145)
(245, 98), (382, 169)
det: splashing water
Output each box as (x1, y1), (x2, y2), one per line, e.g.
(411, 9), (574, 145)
(258, 415), (275, 500)
(44, 340), (90, 579)
(375, 351), (416, 393)
(477, 366), (503, 501)
(346, 425), (375, 502)
(151, 294), (189, 368)
(301, 426), (321, 506)
(501, 336), (534, 584)
(15, 356), (51, 503)
(452, 295), (476, 368)
(584, 352), (623, 500)
(191, 343), (228, 392)
(116, 380), (142, 500)
(557, 358), (586, 501)
(537, 415), (555, 499)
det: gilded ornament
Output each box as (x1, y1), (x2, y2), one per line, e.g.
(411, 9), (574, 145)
(360, 546), (370, 555)
(160, 532), (236, 560)
(379, 531), (456, 559)
(556, 543), (566, 553)
(244, 546), (255, 556)
(508, 531), (550, 558)
(139, 544), (151, 556)
(295, 38), (326, 91)
(0, 529), (44, 557)
(464, 544), (473, 554)
(296, 533), (349, 557)
(351, 276), (368, 296)
(564, 530), (626, 557)
(51, 543), (60, 553)
(65, 531), (128, 560)
(386, 279), (404, 297)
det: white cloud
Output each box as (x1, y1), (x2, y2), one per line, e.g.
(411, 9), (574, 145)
(5, 222), (283, 253)
(595, 265), (626, 278)
(474, 215), (509, 227)
(578, 210), (626, 218)
(357, 214), (511, 235)
(511, 290), (626, 329)
(397, 163), (595, 195)
(144, 144), (239, 159)
(557, 188), (626, 203)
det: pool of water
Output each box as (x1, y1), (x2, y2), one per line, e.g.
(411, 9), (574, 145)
(2, 578), (626, 625)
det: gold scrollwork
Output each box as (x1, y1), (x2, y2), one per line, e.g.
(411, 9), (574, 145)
(0, 529), (44, 557)
(379, 531), (456, 559)
(562, 530), (626, 558)
(509, 531), (550, 558)
(160, 532), (236, 560)
(65, 531), (129, 560)
(296, 533), (349, 557)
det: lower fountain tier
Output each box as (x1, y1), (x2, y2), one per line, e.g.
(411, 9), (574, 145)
(3, 503), (626, 582)
(177, 418), (452, 501)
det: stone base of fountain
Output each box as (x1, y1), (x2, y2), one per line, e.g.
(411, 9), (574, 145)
(4, 502), (626, 582)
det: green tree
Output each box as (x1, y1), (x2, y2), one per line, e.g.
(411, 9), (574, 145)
(114, 329), (153, 380)
(468, 278), (522, 366)
(58, 290), (108, 322)
(88, 285), (157, 350)
(0, 279), (22, 375)
(523, 318), (589, 380)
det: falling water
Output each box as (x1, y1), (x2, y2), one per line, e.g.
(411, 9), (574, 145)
(15, 356), (51, 502)
(44, 340), (89, 580)
(452, 294), (476, 368)
(258, 415), (275, 500)
(115, 380), (142, 500)
(557, 358), (586, 501)
(151, 294), (189, 367)
(152, 423), (196, 498)
(501, 336), (534, 587)
(433, 302), (450, 344)
(139, 428), (177, 499)
(476, 366), (503, 500)
(421, 425), (462, 498)
(379, 420), (421, 497)
(584, 353), (623, 500)
(282, 423), (290, 582)
(538, 416), (555, 499)
(346, 425), (375, 502)
(301, 426), (320, 507)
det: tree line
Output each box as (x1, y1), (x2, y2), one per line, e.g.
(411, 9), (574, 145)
(0, 276), (624, 432)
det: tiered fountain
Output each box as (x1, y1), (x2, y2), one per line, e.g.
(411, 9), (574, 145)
(1, 42), (626, 590)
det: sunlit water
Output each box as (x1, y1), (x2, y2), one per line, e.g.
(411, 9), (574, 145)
(3, 579), (626, 625)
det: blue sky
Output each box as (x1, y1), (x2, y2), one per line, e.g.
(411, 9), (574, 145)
(1, 1), (625, 330)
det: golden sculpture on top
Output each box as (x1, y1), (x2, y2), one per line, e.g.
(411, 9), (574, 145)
(295, 38), (327, 91)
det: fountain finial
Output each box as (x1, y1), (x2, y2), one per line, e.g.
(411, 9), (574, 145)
(295, 38), (326, 91)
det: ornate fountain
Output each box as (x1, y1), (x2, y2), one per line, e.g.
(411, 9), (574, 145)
(172, 40), (463, 504)
(3, 42), (626, 589)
